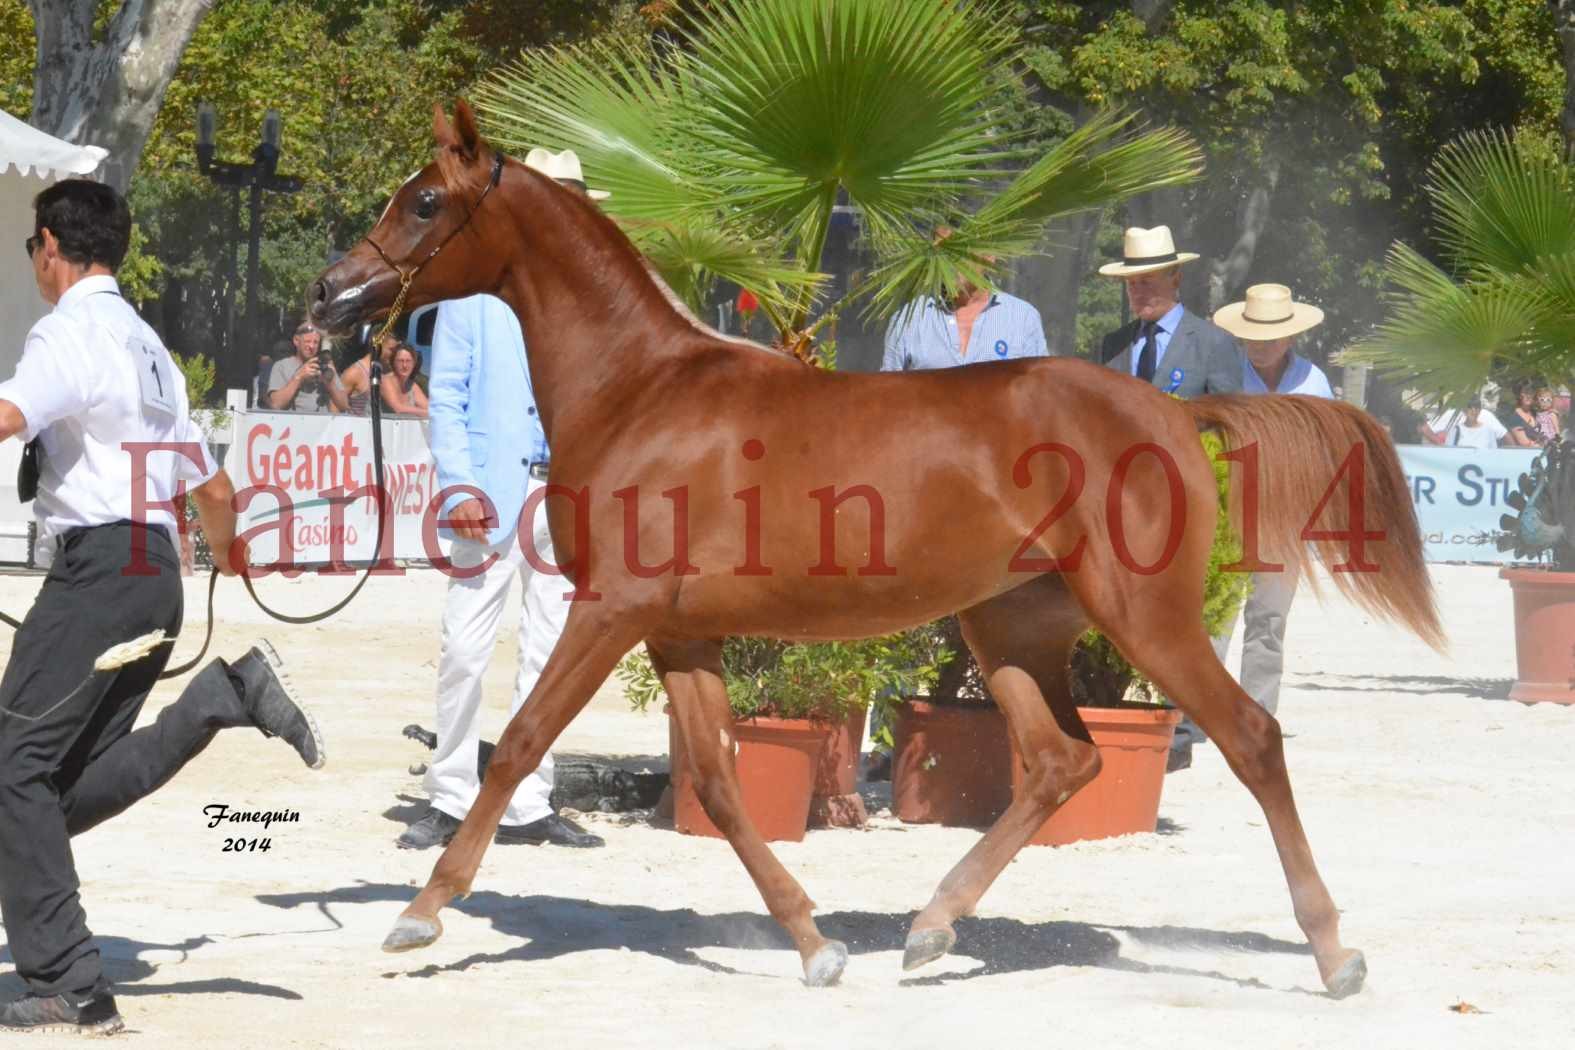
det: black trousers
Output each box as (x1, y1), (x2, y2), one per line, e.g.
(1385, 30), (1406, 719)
(0, 523), (253, 997)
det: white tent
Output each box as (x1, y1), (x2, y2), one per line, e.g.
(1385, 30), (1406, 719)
(0, 108), (107, 564)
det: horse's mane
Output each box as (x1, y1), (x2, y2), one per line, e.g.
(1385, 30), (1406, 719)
(438, 145), (800, 363)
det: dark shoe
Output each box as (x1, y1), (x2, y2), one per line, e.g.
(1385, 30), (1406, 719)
(1166, 732), (1194, 773)
(863, 750), (892, 782)
(496, 813), (604, 848)
(234, 640), (325, 770)
(397, 808), (462, 850)
(0, 990), (123, 1035)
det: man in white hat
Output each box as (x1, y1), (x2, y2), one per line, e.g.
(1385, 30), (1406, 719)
(1097, 226), (1241, 397)
(397, 147), (608, 851)
(1210, 283), (1334, 722)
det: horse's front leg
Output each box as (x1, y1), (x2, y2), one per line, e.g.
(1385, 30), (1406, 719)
(383, 607), (635, 952)
(651, 637), (848, 987)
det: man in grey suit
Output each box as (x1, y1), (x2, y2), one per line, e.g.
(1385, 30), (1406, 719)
(1097, 226), (1242, 398)
(1097, 226), (1242, 772)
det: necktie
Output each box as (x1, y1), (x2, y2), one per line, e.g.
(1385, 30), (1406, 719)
(1136, 321), (1158, 383)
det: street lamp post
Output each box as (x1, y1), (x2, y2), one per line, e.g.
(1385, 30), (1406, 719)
(195, 103), (303, 389)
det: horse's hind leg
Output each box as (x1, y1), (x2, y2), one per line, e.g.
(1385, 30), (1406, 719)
(1089, 583), (1366, 998)
(906, 575), (1099, 970)
(650, 636), (847, 987)
(383, 606), (636, 953)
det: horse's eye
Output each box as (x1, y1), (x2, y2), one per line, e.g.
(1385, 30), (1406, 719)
(414, 189), (439, 220)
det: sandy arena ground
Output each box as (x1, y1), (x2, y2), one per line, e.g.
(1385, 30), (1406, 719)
(0, 562), (1568, 1048)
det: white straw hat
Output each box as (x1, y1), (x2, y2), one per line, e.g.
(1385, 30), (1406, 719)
(1212, 283), (1325, 341)
(523, 147), (610, 200)
(1098, 225), (1200, 278)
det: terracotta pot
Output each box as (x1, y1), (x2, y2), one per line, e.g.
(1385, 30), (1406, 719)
(667, 711), (829, 843)
(808, 707), (868, 829)
(1014, 706), (1180, 846)
(1500, 568), (1575, 705)
(892, 700), (1012, 827)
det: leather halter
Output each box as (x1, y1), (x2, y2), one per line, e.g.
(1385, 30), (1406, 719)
(363, 151), (506, 345)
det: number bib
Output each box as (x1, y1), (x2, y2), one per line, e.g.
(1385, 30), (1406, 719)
(132, 336), (177, 417)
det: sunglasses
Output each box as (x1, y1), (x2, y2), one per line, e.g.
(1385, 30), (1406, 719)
(23, 234), (39, 260)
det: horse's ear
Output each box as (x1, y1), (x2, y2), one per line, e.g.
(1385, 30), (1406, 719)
(432, 102), (458, 149)
(453, 98), (483, 161)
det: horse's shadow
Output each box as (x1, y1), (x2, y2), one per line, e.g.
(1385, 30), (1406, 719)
(256, 882), (1316, 993)
(0, 934), (301, 1001)
(1292, 672), (1514, 699)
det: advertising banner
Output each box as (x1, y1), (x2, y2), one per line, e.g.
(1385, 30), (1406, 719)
(226, 410), (451, 566)
(1395, 445), (1539, 564)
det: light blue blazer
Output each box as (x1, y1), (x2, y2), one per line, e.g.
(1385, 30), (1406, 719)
(428, 294), (548, 547)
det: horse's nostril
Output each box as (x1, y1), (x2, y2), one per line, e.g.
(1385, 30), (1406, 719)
(312, 279), (329, 304)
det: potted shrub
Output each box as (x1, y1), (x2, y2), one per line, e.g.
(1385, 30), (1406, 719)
(891, 431), (1251, 842)
(618, 634), (942, 841)
(886, 617), (1016, 828)
(1018, 430), (1251, 844)
(1496, 437), (1574, 703)
(1344, 131), (1575, 704)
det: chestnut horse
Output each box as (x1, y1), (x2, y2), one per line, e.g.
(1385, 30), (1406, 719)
(310, 103), (1440, 995)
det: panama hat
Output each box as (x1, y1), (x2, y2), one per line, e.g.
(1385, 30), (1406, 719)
(523, 147), (610, 200)
(1212, 283), (1324, 341)
(1098, 225), (1200, 278)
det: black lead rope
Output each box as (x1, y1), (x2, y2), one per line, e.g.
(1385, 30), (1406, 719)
(2, 371), (391, 681)
(235, 361), (390, 627)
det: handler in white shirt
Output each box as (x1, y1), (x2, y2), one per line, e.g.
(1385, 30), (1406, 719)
(0, 179), (324, 1035)
(1211, 284), (1337, 718)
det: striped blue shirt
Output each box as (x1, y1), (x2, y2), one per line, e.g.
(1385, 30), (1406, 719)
(882, 292), (1048, 372)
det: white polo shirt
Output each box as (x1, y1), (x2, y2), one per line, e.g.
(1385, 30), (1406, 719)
(0, 275), (216, 560)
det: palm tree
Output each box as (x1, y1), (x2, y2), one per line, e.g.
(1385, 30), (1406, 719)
(1345, 130), (1573, 566)
(471, 0), (1202, 353)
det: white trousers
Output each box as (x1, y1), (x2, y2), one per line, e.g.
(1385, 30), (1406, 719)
(1211, 568), (1300, 716)
(424, 479), (567, 825)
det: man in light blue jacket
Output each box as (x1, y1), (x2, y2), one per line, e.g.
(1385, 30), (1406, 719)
(396, 150), (611, 851)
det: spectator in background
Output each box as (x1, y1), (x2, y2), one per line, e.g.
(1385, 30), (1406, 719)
(1449, 398), (1507, 449)
(266, 321), (348, 413)
(882, 231), (1048, 371)
(250, 353), (272, 408)
(1210, 283), (1334, 728)
(1505, 381), (1544, 447)
(1418, 401), (1462, 445)
(1534, 386), (1562, 443)
(1097, 225), (1241, 396)
(381, 344), (429, 417)
(339, 334), (390, 417)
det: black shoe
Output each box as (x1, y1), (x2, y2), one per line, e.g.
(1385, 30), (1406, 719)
(233, 641), (325, 770)
(397, 808), (462, 850)
(496, 813), (604, 848)
(0, 990), (123, 1035)
(1167, 732), (1194, 773)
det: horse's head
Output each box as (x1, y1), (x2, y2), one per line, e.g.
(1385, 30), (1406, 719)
(310, 100), (510, 334)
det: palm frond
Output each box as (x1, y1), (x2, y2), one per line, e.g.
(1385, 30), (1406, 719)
(862, 113), (1202, 319)
(625, 218), (824, 322)
(673, 0), (1020, 248)
(1427, 129), (1575, 280)
(473, 36), (710, 222)
(1344, 242), (1544, 403)
(970, 112), (1203, 230)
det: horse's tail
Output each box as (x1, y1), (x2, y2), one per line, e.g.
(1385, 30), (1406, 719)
(1187, 394), (1445, 650)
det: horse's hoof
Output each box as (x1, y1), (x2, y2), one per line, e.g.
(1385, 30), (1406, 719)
(804, 940), (848, 987)
(1323, 949), (1367, 999)
(902, 926), (956, 972)
(382, 914), (443, 953)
